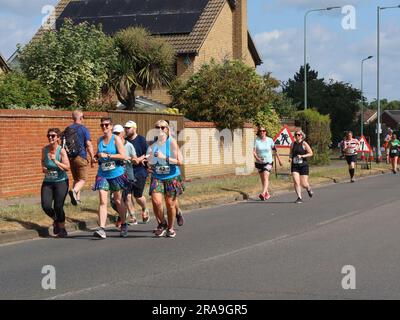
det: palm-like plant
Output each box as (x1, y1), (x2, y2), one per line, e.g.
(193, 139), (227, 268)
(109, 27), (175, 110)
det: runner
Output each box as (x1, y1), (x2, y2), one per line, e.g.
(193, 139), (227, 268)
(388, 133), (400, 174)
(124, 121), (150, 223)
(289, 129), (314, 204)
(342, 131), (360, 183)
(65, 110), (95, 206)
(152, 130), (185, 227)
(41, 128), (70, 238)
(147, 120), (184, 238)
(92, 118), (129, 239)
(112, 124), (138, 226)
(384, 128), (393, 164)
(253, 126), (282, 201)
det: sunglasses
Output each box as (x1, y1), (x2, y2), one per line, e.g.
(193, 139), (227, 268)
(295, 133), (302, 136)
(260, 130), (267, 133)
(100, 123), (111, 128)
(47, 134), (57, 139)
(155, 126), (167, 130)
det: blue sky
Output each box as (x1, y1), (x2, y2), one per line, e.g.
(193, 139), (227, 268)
(0, 0), (399, 102)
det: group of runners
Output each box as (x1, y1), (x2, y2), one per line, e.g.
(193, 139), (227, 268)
(41, 111), (399, 238)
(253, 127), (400, 205)
(41, 111), (184, 239)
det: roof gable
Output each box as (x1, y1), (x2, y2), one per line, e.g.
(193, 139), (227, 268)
(0, 53), (10, 72)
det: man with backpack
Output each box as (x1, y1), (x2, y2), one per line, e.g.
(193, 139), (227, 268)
(64, 110), (95, 205)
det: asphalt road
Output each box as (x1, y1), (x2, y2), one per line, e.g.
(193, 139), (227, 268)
(1, 173), (400, 300)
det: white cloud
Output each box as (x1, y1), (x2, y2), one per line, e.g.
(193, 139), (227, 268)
(255, 23), (400, 101)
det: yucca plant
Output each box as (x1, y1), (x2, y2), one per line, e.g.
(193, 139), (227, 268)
(109, 27), (175, 110)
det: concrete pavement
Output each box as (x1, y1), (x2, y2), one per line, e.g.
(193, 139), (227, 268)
(1, 173), (400, 299)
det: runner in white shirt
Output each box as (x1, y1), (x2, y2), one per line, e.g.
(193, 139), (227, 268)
(342, 131), (360, 183)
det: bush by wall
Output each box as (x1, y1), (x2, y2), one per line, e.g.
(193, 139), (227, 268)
(295, 109), (332, 165)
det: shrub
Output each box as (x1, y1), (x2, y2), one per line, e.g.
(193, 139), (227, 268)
(295, 109), (332, 165)
(0, 72), (53, 108)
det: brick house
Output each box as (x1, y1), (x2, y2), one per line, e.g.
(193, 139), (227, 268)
(0, 53), (10, 74)
(33, 0), (262, 104)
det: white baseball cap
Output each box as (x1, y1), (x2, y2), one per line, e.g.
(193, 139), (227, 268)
(113, 124), (124, 133)
(124, 120), (137, 128)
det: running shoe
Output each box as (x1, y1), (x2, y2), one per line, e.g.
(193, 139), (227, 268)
(307, 189), (314, 198)
(155, 228), (167, 237)
(120, 224), (129, 238)
(350, 179), (355, 183)
(263, 192), (271, 201)
(153, 220), (168, 233)
(57, 228), (68, 238)
(259, 193), (265, 201)
(93, 228), (107, 239)
(142, 208), (150, 224)
(166, 229), (176, 238)
(53, 221), (60, 235)
(295, 198), (303, 204)
(69, 190), (78, 206)
(176, 209), (185, 226)
(128, 215), (138, 225)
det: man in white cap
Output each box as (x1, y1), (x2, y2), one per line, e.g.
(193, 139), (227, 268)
(112, 124), (138, 226)
(124, 121), (150, 223)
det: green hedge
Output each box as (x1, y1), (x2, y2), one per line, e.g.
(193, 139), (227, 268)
(295, 109), (332, 165)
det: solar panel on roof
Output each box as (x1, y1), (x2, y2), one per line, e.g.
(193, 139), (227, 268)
(56, 0), (210, 35)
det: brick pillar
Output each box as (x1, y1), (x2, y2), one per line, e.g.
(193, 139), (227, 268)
(233, 0), (248, 60)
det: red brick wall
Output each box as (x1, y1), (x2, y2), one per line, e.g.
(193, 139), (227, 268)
(0, 110), (108, 198)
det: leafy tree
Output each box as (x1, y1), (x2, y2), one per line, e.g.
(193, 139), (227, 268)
(282, 64), (326, 110)
(274, 93), (297, 119)
(170, 60), (280, 130)
(109, 27), (175, 110)
(0, 72), (52, 108)
(368, 99), (400, 111)
(20, 20), (116, 107)
(283, 64), (361, 142)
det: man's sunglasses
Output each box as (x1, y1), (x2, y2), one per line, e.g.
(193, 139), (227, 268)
(260, 130), (267, 133)
(155, 126), (167, 130)
(295, 133), (302, 136)
(100, 123), (111, 128)
(47, 134), (57, 139)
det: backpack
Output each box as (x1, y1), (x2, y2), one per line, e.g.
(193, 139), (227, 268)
(61, 125), (82, 159)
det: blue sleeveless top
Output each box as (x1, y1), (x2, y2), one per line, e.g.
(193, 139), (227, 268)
(43, 146), (68, 183)
(152, 137), (180, 181)
(97, 134), (125, 179)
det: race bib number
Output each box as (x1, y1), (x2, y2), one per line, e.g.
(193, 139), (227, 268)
(293, 157), (304, 165)
(45, 171), (58, 180)
(101, 161), (116, 172)
(155, 165), (170, 175)
(391, 149), (398, 154)
(266, 164), (273, 172)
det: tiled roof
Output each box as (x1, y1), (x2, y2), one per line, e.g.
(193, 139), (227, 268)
(159, 0), (226, 54)
(34, 0), (262, 64)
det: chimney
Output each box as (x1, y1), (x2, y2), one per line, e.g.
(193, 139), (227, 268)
(233, 0), (248, 60)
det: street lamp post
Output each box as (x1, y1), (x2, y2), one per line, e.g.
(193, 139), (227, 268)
(304, 6), (341, 110)
(376, 5), (400, 162)
(361, 56), (373, 137)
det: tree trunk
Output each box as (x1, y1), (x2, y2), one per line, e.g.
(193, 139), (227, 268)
(124, 85), (137, 110)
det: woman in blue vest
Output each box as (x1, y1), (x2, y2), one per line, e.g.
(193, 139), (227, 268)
(92, 117), (129, 239)
(147, 120), (184, 238)
(41, 128), (70, 238)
